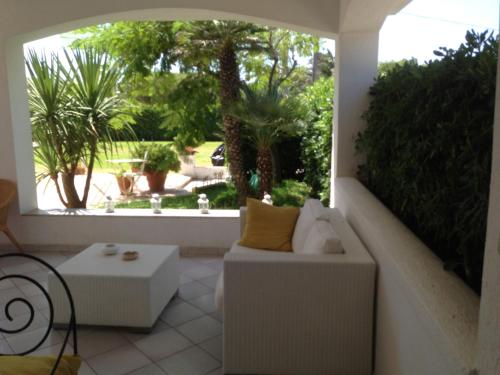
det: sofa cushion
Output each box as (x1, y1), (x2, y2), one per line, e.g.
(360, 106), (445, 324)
(303, 219), (344, 254)
(230, 241), (284, 256)
(292, 199), (324, 253)
(239, 198), (299, 251)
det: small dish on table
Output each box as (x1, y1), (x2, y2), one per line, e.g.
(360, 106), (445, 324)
(122, 251), (139, 261)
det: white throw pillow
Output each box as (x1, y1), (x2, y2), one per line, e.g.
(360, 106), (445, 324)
(292, 199), (324, 253)
(303, 219), (344, 254)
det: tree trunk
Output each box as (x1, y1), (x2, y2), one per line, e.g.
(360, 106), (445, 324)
(61, 172), (85, 208)
(51, 174), (68, 208)
(82, 141), (97, 207)
(219, 38), (249, 206)
(257, 147), (273, 198)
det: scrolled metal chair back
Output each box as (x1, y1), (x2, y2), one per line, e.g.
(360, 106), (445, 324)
(0, 253), (78, 374)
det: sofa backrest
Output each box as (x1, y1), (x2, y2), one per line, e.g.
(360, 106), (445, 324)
(239, 205), (373, 264)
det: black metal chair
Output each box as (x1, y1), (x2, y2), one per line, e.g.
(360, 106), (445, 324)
(0, 253), (78, 375)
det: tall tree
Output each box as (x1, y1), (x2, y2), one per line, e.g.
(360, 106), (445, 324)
(28, 49), (128, 208)
(73, 20), (267, 205)
(231, 86), (301, 197)
(181, 21), (266, 204)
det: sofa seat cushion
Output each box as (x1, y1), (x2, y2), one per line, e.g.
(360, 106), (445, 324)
(0, 355), (81, 375)
(292, 199), (324, 253)
(239, 198), (299, 252)
(230, 241), (285, 256)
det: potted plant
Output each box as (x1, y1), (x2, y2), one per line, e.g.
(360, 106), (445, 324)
(132, 143), (181, 193)
(115, 169), (133, 195)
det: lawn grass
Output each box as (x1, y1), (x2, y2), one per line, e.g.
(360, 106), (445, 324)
(115, 183), (230, 209)
(34, 141), (221, 174)
(114, 180), (311, 210)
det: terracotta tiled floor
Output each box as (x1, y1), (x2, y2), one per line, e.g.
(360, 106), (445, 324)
(0, 250), (223, 375)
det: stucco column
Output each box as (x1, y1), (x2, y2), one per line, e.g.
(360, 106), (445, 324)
(331, 31), (379, 204)
(0, 35), (23, 245)
(476, 39), (500, 374)
(5, 37), (37, 214)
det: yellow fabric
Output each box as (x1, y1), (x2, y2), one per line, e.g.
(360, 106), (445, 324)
(239, 198), (299, 251)
(0, 355), (81, 375)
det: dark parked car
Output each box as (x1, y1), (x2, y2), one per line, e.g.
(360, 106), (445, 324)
(211, 144), (225, 166)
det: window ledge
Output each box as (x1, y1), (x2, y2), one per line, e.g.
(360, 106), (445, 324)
(24, 208), (240, 218)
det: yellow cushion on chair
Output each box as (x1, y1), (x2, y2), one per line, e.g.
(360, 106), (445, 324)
(0, 355), (81, 375)
(239, 198), (300, 251)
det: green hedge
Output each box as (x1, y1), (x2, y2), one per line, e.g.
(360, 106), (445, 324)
(299, 77), (333, 204)
(356, 31), (497, 293)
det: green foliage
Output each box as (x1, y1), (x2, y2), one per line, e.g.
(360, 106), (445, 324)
(209, 184), (239, 209)
(72, 22), (178, 75)
(377, 59), (417, 77)
(115, 180), (309, 209)
(241, 28), (320, 93)
(166, 75), (222, 150)
(271, 180), (311, 207)
(356, 30), (498, 292)
(299, 77), (333, 204)
(132, 107), (172, 141)
(232, 85), (301, 149)
(132, 143), (181, 173)
(28, 48), (129, 207)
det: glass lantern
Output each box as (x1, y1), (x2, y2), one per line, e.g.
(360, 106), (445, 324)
(104, 195), (115, 213)
(262, 193), (273, 206)
(150, 193), (162, 214)
(198, 193), (210, 214)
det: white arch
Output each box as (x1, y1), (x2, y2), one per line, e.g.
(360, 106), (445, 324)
(3, 4), (340, 213)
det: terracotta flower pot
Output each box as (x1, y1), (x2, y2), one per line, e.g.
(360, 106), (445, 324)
(116, 175), (133, 195)
(145, 171), (167, 193)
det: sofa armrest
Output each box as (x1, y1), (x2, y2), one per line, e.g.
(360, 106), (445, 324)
(223, 251), (375, 374)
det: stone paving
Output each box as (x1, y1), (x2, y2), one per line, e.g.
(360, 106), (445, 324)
(0, 249), (224, 375)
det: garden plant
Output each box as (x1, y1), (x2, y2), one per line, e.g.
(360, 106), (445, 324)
(356, 30), (498, 292)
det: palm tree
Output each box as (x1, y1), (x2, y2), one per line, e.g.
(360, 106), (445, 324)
(28, 48), (128, 208)
(231, 86), (301, 197)
(182, 21), (266, 205)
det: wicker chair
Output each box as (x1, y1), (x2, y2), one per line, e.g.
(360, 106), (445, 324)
(0, 179), (22, 252)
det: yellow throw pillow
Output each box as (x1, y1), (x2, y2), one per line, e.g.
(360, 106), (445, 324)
(0, 355), (81, 375)
(239, 198), (300, 251)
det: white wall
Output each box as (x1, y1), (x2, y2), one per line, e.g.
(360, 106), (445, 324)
(476, 32), (500, 373)
(17, 210), (240, 253)
(333, 31), (379, 180)
(335, 177), (479, 375)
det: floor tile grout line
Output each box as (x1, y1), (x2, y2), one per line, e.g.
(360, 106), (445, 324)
(196, 336), (223, 364)
(129, 329), (199, 367)
(84, 341), (134, 370)
(122, 362), (167, 375)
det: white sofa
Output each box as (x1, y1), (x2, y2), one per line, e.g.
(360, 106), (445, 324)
(215, 200), (376, 375)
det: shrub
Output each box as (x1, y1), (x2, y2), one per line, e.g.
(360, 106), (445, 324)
(132, 143), (181, 173)
(356, 30), (497, 293)
(272, 180), (311, 207)
(115, 180), (311, 209)
(299, 77), (333, 205)
(132, 107), (174, 141)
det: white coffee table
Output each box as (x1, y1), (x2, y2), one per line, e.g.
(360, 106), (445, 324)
(48, 243), (179, 331)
